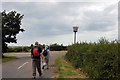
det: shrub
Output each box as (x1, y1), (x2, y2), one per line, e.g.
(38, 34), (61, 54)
(65, 38), (119, 79)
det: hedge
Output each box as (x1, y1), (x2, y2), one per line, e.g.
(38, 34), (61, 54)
(65, 38), (120, 79)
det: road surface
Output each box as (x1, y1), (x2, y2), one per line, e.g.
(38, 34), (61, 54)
(2, 51), (66, 79)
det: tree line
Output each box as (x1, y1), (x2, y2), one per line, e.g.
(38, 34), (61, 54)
(7, 43), (67, 52)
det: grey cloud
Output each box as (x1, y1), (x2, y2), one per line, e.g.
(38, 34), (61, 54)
(2, 2), (117, 40)
(118, 2), (120, 41)
(80, 4), (117, 32)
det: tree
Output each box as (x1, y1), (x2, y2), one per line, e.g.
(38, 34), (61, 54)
(2, 10), (25, 55)
(50, 43), (67, 51)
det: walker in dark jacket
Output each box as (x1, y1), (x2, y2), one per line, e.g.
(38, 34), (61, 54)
(31, 42), (42, 79)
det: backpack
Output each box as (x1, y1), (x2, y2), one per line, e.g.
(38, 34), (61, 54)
(33, 47), (39, 56)
(43, 49), (48, 56)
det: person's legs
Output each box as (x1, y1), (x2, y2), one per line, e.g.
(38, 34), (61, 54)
(32, 59), (36, 77)
(45, 57), (49, 69)
(42, 57), (46, 69)
(36, 59), (42, 76)
(41, 57), (43, 73)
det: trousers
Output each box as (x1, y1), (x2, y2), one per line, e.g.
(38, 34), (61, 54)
(32, 59), (41, 76)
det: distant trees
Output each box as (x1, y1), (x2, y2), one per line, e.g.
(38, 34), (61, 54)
(50, 43), (67, 51)
(7, 46), (30, 52)
(7, 43), (67, 53)
(2, 10), (25, 55)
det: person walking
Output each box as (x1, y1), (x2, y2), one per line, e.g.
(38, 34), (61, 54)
(30, 44), (33, 48)
(42, 45), (50, 69)
(31, 42), (43, 79)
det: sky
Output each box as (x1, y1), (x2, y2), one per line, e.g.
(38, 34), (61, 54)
(1, 0), (119, 46)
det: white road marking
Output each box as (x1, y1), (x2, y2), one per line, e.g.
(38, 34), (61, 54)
(17, 62), (29, 69)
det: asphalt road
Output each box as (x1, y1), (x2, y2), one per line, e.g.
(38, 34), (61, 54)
(2, 51), (66, 78)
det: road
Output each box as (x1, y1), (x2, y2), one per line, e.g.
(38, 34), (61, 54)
(2, 51), (66, 79)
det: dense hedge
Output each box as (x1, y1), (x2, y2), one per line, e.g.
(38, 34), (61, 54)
(65, 38), (120, 79)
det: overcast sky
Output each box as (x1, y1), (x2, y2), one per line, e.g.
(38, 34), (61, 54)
(1, 0), (119, 46)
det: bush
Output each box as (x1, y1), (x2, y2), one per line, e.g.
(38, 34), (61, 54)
(65, 38), (119, 79)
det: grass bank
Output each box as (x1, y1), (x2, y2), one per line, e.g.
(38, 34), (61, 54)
(55, 56), (87, 78)
(2, 56), (17, 63)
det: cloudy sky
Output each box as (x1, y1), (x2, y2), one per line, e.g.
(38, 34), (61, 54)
(1, 0), (119, 46)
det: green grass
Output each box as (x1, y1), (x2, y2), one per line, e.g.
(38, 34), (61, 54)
(2, 56), (17, 63)
(55, 56), (87, 78)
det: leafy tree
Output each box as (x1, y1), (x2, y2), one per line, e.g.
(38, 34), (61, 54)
(2, 10), (25, 55)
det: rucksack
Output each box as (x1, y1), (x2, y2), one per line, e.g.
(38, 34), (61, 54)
(33, 47), (39, 56)
(43, 49), (48, 56)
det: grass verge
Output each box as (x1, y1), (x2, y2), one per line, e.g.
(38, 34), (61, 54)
(55, 56), (87, 78)
(2, 56), (17, 63)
